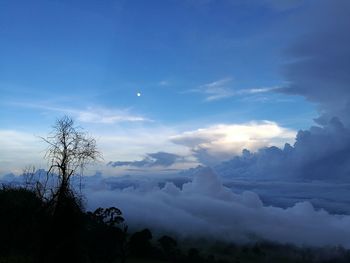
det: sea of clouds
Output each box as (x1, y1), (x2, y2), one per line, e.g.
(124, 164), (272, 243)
(85, 167), (350, 248)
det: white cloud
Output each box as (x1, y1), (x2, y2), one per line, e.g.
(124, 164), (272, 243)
(239, 86), (280, 94)
(0, 124), (193, 177)
(171, 121), (296, 165)
(215, 117), (350, 181)
(9, 102), (149, 124)
(91, 125), (196, 175)
(87, 167), (350, 248)
(187, 78), (282, 102)
(189, 78), (235, 101)
(75, 107), (148, 124)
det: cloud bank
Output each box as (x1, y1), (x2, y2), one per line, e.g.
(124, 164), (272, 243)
(87, 168), (350, 248)
(171, 121), (296, 166)
(215, 117), (350, 181)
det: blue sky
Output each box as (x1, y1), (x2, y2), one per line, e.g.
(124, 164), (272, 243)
(4, 1), (350, 248)
(0, 0), (321, 174)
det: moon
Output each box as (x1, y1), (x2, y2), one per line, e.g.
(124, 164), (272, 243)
(137, 92), (141, 97)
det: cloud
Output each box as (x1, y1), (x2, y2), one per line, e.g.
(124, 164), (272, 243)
(227, 1), (350, 182)
(86, 167), (350, 248)
(108, 152), (185, 168)
(171, 121), (296, 166)
(187, 79), (281, 102)
(189, 78), (235, 101)
(215, 117), (350, 181)
(239, 86), (280, 95)
(201, 1), (350, 182)
(10, 102), (149, 124)
(75, 107), (148, 124)
(0, 123), (194, 177)
(281, 0), (350, 126)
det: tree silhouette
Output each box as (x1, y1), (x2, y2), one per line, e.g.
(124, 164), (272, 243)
(129, 229), (153, 257)
(86, 207), (128, 263)
(41, 115), (100, 209)
(0, 187), (47, 260)
(40, 116), (100, 262)
(158, 235), (178, 261)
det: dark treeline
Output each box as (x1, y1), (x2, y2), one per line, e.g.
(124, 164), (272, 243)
(1, 185), (350, 263)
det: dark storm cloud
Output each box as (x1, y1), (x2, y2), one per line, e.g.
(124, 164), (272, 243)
(108, 152), (184, 168)
(281, 0), (350, 125)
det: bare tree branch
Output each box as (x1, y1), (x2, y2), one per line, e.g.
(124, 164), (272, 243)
(41, 115), (101, 208)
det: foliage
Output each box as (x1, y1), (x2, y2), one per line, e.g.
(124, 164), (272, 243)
(129, 229), (153, 258)
(0, 187), (47, 262)
(85, 207), (128, 263)
(88, 207), (125, 226)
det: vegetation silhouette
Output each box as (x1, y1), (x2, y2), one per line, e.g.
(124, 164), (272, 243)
(85, 207), (128, 263)
(158, 235), (178, 261)
(39, 116), (100, 262)
(129, 228), (154, 258)
(0, 187), (46, 261)
(40, 115), (100, 207)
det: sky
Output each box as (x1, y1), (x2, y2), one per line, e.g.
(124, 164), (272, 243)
(0, 0), (347, 176)
(2, 0), (350, 247)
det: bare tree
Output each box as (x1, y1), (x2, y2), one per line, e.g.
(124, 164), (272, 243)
(41, 115), (100, 207)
